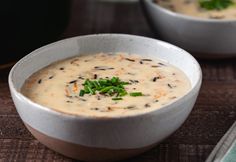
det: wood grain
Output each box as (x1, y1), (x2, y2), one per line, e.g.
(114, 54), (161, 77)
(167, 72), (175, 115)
(0, 0), (236, 161)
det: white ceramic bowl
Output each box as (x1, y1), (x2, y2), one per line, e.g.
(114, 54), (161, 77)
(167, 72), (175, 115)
(9, 34), (202, 161)
(141, 0), (236, 58)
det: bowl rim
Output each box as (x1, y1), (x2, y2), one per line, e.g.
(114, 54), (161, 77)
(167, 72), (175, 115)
(9, 33), (202, 120)
(143, 0), (236, 23)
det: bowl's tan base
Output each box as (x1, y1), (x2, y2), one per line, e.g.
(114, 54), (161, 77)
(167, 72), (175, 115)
(25, 123), (156, 162)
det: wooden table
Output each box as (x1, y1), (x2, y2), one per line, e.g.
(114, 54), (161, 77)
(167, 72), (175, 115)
(1, 1), (236, 161)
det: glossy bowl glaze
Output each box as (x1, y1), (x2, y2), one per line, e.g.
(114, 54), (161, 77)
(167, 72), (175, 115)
(9, 34), (202, 161)
(141, 0), (236, 58)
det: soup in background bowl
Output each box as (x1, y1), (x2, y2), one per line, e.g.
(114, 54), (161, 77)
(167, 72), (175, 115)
(156, 0), (236, 20)
(9, 34), (202, 161)
(141, 0), (236, 58)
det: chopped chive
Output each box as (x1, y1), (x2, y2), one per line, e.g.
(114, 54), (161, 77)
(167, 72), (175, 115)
(85, 79), (93, 88)
(118, 84), (124, 89)
(120, 91), (128, 96)
(78, 77), (143, 100)
(96, 81), (101, 87)
(112, 97), (123, 101)
(111, 77), (118, 84)
(108, 89), (114, 95)
(84, 85), (90, 93)
(130, 92), (143, 97)
(100, 86), (114, 93)
(98, 79), (108, 86)
(87, 86), (95, 95)
(199, 0), (234, 11)
(93, 81), (100, 89)
(79, 90), (85, 96)
(120, 81), (130, 85)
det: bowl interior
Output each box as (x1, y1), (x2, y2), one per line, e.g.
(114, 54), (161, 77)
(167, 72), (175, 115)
(10, 34), (201, 94)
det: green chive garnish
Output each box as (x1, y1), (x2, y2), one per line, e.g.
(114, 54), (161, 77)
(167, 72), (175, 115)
(78, 77), (143, 100)
(199, 0), (234, 10)
(84, 85), (90, 93)
(119, 91), (128, 97)
(130, 92), (143, 97)
(112, 97), (123, 101)
(79, 90), (85, 96)
(100, 86), (114, 93)
(87, 86), (95, 95)
(111, 77), (118, 84)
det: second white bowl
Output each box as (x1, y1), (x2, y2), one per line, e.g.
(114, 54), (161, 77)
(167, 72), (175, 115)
(141, 0), (236, 58)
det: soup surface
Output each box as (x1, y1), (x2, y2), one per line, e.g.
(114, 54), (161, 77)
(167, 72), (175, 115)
(21, 53), (191, 117)
(156, 0), (236, 19)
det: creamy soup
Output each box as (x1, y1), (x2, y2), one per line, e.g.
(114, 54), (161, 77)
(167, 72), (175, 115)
(21, 53), (191, 117)
(156, 0), (236, 19)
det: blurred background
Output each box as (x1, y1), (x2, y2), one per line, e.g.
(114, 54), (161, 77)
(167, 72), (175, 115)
(1, 0), (70, 64)
(0, 0), (151, 66)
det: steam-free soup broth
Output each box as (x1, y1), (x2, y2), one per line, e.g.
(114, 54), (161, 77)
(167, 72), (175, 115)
(21, 53), (191, 117)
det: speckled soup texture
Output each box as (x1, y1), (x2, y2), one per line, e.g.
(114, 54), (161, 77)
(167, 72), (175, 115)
(21, 53), (191, 117)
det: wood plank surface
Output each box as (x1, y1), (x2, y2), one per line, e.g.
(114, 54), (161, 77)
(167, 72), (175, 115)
(0, 0), (236, 161)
